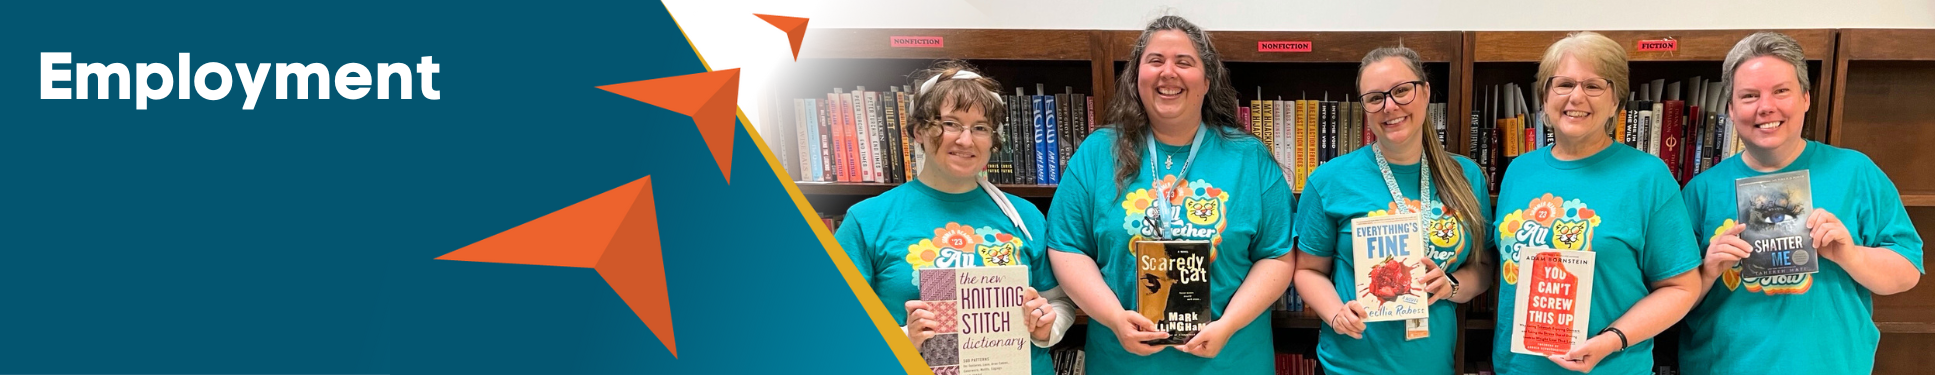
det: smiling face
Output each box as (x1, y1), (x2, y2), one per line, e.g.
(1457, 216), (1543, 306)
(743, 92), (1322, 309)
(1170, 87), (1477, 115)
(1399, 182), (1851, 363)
(1136, 29), (1209, 127)
(1358, 57), (1431, 149)
(922, 99), (995, 181)
(1729, 55), (1811, 153)
(1542, 54), (1620, 144)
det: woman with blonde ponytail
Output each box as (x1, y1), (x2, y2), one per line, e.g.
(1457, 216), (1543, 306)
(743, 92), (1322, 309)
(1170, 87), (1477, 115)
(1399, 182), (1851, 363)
(1292, 46), (1493, 375)
(835, 60), (1075, 375)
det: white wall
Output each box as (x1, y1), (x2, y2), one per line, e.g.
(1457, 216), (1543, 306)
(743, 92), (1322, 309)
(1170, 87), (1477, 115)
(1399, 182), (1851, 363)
(813, 0), (1935, 30)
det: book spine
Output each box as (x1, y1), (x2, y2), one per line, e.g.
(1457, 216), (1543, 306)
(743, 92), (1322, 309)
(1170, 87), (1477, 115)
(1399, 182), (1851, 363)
(1046, 93), (1060, 185)
(831, 92), (849, 182)
(1239, 106), (1251, 134)
(1468, 108), (1482, 157)
(899, 91), (915, 182)
(885, 89), (903, 183)
(868, 91), (885, 183)
(817, 99), (833, 182)
(848, 91), (869, 182)
(1649, 101), (1664, 155)
(1032, 95), (1046, 185)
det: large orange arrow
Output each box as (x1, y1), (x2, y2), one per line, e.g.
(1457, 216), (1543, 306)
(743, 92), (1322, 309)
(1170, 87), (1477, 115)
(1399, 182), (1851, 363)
(754, 13), (809, 60)
(438, 176), (678, 357)
(598, 69), (741, 184)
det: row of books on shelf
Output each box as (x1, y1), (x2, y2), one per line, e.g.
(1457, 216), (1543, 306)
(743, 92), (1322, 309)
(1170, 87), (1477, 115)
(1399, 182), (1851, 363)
(1275, 353), (1320, 375)
(1466, 77), (1745, 193)
(787, 84), (1098, 185)
(791, 85), (916, 185)
(1271, 285), (1319, 319)
(1240, 92), (1451, 193)
(1049, 346), (1084, 375)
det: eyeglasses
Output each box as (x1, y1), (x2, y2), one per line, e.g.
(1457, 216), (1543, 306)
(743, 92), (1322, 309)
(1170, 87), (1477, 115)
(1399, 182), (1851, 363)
(1360, 81), (1425, 112)
(1546, 77), (1613, 97)
(937, 120), (995, 139)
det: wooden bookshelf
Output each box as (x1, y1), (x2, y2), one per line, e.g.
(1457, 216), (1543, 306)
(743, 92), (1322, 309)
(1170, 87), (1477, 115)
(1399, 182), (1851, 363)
(783, 27), (1935, 375)
(1463, 29), (1838, 151)
(1822, 28), (1935, 375)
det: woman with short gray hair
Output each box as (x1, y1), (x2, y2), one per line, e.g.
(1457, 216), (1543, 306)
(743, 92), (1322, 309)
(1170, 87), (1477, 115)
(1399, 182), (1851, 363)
(1677, 31), (1925, 375)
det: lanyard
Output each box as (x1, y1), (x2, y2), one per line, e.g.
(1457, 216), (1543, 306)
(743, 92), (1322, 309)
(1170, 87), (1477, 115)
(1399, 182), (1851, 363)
(1145, 125), (1207, 240)
(1371, 143), (1433, 221)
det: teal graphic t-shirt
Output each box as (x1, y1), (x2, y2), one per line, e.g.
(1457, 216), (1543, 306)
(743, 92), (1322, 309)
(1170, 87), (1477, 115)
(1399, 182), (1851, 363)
(1490, 143), (1701, 375)
(1677, 140), (1925, 375)
(1297, 147), (1492, 375)
(1045, 126), (1295, 375)
(837, 179), (1058, 375)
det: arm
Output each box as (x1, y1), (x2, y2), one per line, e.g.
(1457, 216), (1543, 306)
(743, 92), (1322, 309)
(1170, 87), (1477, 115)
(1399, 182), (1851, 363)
(1813, 209), (1923, 295)
(1294, 251), (1366, 338)
(1445, 256), (1492, 304)
(1029, 286), (1077, 348)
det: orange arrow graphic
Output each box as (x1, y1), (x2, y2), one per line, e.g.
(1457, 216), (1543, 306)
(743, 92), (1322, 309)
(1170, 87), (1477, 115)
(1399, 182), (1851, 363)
(598, 69), (741, 184)
(754, 13), (809, 60)
(438, 176), (678, 357)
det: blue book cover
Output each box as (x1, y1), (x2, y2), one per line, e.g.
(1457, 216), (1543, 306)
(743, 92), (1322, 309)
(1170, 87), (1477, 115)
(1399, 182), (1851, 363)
(1032, 95), (1046, 185)
(1044, 94), (1059, 185)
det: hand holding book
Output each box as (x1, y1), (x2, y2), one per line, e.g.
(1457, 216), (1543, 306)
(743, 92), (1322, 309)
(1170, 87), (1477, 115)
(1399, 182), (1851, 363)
(1546, 332), (1622, 372)
(1419, 260), (1451, 304)
(1101, 309), (1170, 356)
(1020, 287), (1056, 342)
(1325, 300), (1369, 339)
(1176, 319), (1233, 358)
(904, 300), (940, 347)
(1704, 224), (1750, 278)
(1807, 209), (1856, 263)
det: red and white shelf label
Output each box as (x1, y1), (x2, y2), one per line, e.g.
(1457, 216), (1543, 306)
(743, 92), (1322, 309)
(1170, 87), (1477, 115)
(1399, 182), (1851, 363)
(1258, 41), (1313, 52)
(890, 36), (944, 48)
(1636, 39), (1678, 52)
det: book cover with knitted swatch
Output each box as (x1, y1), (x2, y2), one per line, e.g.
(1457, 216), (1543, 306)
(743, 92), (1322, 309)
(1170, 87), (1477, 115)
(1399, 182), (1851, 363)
(1510, 246), (1595, 356)
(917, 266), (1030, 375)
(1351, 213), (1430, 323)
(1134, 240), (1210, 346)
(1736, 170), (1816, 278)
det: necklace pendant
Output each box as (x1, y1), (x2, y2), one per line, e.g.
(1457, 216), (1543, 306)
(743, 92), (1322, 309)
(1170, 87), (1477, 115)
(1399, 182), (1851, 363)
(1164, 155), (1174, 169)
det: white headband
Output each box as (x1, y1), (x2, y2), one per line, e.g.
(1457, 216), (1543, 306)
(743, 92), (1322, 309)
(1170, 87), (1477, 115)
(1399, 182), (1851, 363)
(917, 70), (1004, 104)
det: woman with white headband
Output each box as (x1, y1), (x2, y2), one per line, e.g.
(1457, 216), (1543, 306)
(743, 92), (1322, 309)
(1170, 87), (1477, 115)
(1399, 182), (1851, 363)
(1046, 15), (1294, 374)
(836, 59), (1074, 374)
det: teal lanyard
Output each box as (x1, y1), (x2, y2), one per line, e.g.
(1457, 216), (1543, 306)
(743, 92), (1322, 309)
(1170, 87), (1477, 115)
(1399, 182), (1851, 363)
(1145, 125), (1206, 240)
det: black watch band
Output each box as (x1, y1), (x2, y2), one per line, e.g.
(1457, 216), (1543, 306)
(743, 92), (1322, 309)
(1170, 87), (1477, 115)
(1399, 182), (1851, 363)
(1599, 326), (1629, 351)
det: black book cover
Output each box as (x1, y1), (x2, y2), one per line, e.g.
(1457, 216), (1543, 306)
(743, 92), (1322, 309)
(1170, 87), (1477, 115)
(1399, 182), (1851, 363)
(1135, 240), (1210, 346)
(1736, 170), (1818, 278)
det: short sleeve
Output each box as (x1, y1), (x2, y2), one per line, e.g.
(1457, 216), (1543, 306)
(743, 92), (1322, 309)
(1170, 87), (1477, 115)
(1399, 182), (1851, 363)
(1046, 138), (1099, 257)
(1296, 168), (1337, 258)
(1681, 179), (1711, 249)
(1016, 198), (1063, 291)
(1860, 166), (1925, 273)
(1252, 156), (1296, 261)
(1642, 186), (1703, 283)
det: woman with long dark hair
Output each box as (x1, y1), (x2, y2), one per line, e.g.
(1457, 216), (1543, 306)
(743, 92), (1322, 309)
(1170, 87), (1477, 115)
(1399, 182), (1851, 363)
(1046, 15), (1294, 374)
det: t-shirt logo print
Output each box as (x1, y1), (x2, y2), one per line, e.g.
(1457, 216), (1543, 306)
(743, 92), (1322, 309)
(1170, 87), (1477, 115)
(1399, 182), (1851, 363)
(904, 222), (1026, 286)
(1369, 198), (1467, 267)
(1497, 193), (1601, 285)
(1709, 219), (1813, 295)
(1121, 175), (1230, 259)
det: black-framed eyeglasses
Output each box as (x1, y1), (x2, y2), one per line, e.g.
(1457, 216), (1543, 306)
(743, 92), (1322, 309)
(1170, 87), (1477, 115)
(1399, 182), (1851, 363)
(1546, 76), (1613, 97)
(1360, 81), (1426, 112)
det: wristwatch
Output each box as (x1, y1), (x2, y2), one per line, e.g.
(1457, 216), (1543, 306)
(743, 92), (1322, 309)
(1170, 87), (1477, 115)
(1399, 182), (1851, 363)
(1446, 272), (1461, 300)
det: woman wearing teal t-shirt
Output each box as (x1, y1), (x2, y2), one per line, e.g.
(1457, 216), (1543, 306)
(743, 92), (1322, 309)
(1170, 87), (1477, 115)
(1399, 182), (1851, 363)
(1678, 32), (1923, 375)
(1489, 32), (1702, 374)
(1293, 47), (1494, 375)
(1044, 15), (1295, 375)
(835, 60), (1075, 375)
